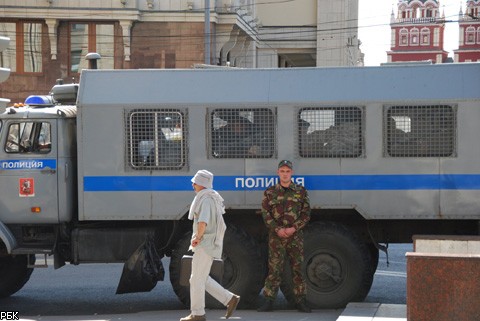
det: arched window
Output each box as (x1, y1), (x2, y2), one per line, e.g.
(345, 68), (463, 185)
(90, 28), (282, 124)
(398, 4), (407, 19)
(421, 28), (430, 45)
(410, 28), (419, 45)
(466, 26), (475, 44)
(400, 29), (408, 46)
(425, 4), (436, 18)
(477, 27), (480, 44)
(412, 6), (420, 18)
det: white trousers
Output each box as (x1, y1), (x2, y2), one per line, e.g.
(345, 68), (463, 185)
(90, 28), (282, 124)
(190, 247), (233, 316)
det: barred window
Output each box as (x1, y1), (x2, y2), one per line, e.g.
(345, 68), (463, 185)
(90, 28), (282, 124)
(298, 107), (363, 158)
(210, 108), (275, 158)
(126, 109), (186, 170)
(384, 105), (456, 157)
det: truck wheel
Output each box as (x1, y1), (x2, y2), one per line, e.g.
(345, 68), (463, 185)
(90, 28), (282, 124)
(0, 255), (35, 298)
(169, 224), (265, 308)
(280, 222), (373, 309)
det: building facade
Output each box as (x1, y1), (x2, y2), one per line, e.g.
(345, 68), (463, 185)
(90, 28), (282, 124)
(256, 0), (362, 67)
(0, 0), (361, 103)
(387, 0), (448, 63)
(454, 0), (480, 62)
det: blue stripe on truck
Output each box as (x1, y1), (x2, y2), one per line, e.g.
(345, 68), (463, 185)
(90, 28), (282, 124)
(83, 174), (480, 192)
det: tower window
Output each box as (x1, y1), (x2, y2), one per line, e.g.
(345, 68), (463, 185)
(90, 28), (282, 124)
(466, 27), (475, 44)
(421, 28), (430, 45)
(400, 29), (408, 46)
(413, 7), (420, 18)
(410, 29), (419, 45)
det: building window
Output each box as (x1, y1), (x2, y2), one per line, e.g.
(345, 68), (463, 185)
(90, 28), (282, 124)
(412, 6), (420, 18)
(384, 105), (456, 157)
(468, 7), (478, 17)
(466, 27), (475, 44)
(298, 107), (363, 158)
(126, 109), (187, 170)
(5, 122), (51, 153)
(0, 22), (42, 73)
(421, 28), (430, 45)
(400, 29), (408, 46)
(477, 27), (480, 44)
(69, 22), (114, 74)
(410, 28), (419, 45)
(209, 108), (276, 158)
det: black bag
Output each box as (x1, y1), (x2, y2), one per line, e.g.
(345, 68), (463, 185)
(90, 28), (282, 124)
(116, 235), (165, 294)
(179, 255), (224, 287)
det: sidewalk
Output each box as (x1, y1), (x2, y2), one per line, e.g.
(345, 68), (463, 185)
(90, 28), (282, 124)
(338, 303), (407, 321)
(18, 303), (406, 321)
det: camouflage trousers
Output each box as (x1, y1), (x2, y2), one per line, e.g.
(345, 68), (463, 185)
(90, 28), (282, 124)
(262, 230), (306, 302)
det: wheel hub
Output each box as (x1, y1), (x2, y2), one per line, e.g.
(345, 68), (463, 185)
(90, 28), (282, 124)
(306, 253), (343, 289)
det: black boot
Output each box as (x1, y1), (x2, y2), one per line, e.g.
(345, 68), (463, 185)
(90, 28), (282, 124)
(296, 300), (311, 313)
(257, 299), (274, 312)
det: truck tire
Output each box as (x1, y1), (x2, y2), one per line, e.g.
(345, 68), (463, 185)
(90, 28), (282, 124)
(0, 255), (35, 298)
(169, 224), (265, 308)
(280, 222), (374, 309)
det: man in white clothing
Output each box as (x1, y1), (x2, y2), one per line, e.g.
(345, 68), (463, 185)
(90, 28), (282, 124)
(181, 169), (240, 321)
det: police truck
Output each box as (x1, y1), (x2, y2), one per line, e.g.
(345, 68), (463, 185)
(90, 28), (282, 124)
(1, 63), (479, 309)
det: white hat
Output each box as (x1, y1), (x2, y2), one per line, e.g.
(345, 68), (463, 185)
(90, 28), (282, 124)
(191, 170), (214, 189)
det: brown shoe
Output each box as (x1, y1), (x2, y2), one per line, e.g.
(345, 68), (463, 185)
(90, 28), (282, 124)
(179, 314), (206, 321)
(225, 294), (240, 319)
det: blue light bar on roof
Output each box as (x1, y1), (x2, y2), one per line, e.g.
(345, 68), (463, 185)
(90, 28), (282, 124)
(24, 95), (54, 107)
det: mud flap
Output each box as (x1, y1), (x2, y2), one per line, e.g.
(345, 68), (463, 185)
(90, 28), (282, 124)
(116, 235), (165, 294)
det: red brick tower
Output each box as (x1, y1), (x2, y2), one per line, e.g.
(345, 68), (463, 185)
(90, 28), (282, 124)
(387, 0), (448, 63)
(454, 0), (480, 62)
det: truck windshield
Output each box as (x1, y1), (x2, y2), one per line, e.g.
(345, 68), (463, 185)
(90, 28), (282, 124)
(5, 121), (51, 154)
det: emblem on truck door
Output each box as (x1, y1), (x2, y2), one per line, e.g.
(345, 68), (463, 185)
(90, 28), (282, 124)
(19, 178), (35, 197)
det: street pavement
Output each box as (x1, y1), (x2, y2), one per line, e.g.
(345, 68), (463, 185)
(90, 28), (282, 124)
(17, 303), (406, 321)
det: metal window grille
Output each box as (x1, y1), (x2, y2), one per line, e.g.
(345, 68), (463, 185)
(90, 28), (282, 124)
(298, 107), (363, 158)
(384, 105), (456, 157)
(209, 108), (276, 159)
(126, 109), (187, 170)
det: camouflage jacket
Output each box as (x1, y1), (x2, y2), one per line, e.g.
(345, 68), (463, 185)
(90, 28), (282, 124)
(261, 182), (311, 233)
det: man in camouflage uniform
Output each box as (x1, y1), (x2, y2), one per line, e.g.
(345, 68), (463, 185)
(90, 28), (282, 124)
(257, 160), (311, 313)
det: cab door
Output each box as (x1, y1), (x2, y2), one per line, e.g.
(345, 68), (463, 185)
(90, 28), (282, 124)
(0, 119), (58, 224)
